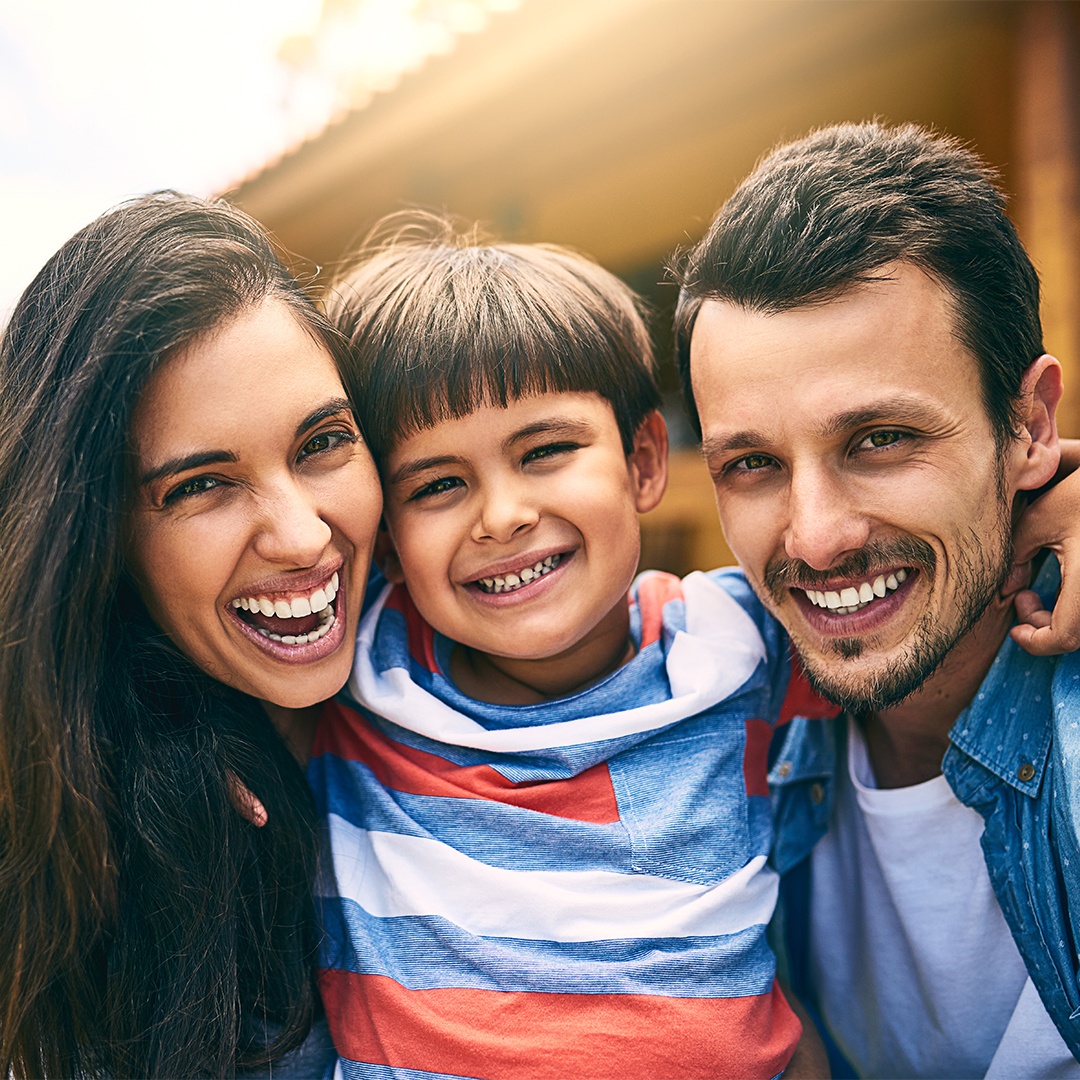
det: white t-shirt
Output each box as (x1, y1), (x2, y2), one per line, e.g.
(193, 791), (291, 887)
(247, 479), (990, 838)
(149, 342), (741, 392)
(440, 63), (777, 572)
(809, 716), (1079, 1079)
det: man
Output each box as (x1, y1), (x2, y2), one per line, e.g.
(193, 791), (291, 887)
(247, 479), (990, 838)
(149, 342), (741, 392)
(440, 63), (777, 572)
(675, 122), (1080, 1077)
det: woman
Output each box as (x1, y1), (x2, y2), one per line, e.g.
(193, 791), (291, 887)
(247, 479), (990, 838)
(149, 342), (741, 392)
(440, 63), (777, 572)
(0, 192), (382, 1078)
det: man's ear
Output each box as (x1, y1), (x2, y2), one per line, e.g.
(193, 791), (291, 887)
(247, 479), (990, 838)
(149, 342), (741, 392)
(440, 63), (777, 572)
(629, 409), (669, 514)
(374, 519), (406, 584)
(1012, 355), (1063, 493)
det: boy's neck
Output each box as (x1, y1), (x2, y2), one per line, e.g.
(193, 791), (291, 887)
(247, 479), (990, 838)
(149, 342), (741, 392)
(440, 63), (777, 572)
(449, 596), (636, 705)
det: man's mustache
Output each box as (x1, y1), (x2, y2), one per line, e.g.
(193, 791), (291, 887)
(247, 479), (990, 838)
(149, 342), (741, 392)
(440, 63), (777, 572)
(764, 537), (937, 600)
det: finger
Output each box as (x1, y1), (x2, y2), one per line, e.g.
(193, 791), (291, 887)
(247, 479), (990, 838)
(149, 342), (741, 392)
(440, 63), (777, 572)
(1013, 589), (1051, 626)
(1013, 492), (1063, 564)
(1000, 560), (1033, 600)
(227, 770), (268, 827)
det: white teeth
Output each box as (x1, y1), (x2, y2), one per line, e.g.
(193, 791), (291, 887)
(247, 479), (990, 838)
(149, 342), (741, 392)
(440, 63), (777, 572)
(803, 569), (912, 614)
(256, 606), (335, 644)
(235, 572), (341, 641)
(478, 554), (562, 594)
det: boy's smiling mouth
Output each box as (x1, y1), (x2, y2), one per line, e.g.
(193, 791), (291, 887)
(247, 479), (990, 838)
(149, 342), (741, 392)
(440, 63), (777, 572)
(475, 554), (563, 595)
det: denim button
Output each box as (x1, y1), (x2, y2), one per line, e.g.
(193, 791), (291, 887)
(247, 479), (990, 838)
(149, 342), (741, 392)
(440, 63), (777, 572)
(1018, 762), (1035, 782)
(810, 782), (825, 804)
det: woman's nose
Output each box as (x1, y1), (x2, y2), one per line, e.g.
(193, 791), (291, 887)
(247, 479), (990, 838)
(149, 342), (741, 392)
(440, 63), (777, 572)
(252, 482), (333, 567)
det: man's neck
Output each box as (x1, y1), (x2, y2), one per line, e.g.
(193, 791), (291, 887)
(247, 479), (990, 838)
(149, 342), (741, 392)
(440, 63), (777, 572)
(862, 594), (1015, 789)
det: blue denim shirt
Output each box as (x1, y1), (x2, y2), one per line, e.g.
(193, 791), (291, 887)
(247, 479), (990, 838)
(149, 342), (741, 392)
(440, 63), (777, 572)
(768, 558), (1080, 1066)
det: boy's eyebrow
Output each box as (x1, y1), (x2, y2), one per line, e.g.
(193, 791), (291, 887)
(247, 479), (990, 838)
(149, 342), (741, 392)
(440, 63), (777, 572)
(387, 454), (467, 487)
(505, 417), (595, 445)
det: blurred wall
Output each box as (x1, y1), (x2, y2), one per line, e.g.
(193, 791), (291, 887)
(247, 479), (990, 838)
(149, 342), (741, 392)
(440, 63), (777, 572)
(231, 0), (1080, 576)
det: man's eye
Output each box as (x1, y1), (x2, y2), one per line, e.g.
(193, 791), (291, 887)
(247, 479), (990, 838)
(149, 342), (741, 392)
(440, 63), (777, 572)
(733, 453), (775, 472)
(411, 476), (464, 501)
(165, 476), (220, 502)
(301, 429), (356, 457)
(861, 430), (904, 450)
(524, 442), (577, 464)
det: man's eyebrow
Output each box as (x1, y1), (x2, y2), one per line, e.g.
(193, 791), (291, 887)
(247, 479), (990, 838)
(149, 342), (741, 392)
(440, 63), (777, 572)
(701, 397), (947, 460)
(819, 398), (946, 438)
(141, 398), (354, 486)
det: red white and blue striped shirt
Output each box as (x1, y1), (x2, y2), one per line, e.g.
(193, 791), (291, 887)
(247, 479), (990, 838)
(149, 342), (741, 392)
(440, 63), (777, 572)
(310, 569), (821, 1079)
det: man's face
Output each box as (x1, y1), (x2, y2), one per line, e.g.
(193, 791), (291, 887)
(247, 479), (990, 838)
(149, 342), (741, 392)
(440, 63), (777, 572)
(690, 263), (1041, 714)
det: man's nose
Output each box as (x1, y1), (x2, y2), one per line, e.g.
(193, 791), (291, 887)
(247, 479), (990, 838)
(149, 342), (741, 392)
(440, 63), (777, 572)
(252, 481), (333, 567)
(783, 466), (870, 571)
(473, 480), (539, 544)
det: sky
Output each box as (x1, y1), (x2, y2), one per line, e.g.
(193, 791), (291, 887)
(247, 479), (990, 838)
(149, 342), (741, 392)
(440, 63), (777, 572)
(0, 0), (512, 321)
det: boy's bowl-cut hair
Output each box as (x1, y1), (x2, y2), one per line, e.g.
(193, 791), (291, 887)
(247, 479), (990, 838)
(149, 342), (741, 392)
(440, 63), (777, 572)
(329, 212), (661, 465)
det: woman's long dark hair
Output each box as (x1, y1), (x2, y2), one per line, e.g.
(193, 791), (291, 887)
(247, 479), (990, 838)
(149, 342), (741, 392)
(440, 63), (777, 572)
(0, 193), (342, 1078)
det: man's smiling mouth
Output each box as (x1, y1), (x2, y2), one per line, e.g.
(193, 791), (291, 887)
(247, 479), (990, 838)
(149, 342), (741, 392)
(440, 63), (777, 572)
(476, 555), (562, 594)
(231, 571), (339, 643)
(800, 568), (909, 615)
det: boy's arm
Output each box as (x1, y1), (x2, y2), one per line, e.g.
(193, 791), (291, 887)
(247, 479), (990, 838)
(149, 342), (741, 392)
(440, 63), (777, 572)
(1010, 437), (1080, 656)
(780, 991), (831, 1078)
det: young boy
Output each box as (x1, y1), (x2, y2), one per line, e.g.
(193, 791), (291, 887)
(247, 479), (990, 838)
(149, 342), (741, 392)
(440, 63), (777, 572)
(309, 217), (828, 1079)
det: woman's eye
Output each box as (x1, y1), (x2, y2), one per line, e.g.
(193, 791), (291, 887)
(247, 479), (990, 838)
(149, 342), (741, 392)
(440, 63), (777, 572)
(300, 429), (357, 458)
(411, 476), (464, 501)
(524, 442), (577, 464)
(165, 476), (220, 503)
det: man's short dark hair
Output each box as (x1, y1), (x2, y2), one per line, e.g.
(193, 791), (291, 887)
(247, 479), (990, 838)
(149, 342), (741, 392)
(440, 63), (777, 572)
(329, 212), (660, 466)
(673, 121), (1043, 442)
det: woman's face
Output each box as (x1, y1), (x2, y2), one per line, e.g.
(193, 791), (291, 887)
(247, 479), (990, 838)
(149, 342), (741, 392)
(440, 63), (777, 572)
(127, 298), (382, 709)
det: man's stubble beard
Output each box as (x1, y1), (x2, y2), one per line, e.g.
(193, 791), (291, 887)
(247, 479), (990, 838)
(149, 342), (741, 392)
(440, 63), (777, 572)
(762, 465), (1014, 717)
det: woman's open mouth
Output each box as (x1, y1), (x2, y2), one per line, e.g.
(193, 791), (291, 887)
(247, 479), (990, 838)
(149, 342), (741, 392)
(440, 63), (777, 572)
(231, 571), (338, 644)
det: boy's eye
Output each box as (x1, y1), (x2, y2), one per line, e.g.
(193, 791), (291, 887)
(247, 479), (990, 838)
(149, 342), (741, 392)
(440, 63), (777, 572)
(164, 475), (221, 503)
(523, 442), (578, 464)
(410, 475), (464, 501)
(300, 429), (357, 458)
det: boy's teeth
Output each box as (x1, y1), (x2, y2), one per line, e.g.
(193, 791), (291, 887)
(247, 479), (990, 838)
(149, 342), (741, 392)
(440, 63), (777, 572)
(803, 568), (910, 614)
(479, 554), (560, 594)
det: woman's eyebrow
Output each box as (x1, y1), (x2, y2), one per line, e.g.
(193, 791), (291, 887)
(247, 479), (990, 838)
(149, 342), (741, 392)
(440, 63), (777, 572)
(296, 398), (353, 438)
(140, 450), (238, 487)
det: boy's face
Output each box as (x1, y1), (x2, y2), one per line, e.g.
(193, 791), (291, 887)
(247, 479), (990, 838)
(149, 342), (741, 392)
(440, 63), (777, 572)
(381, 392), (667, 668)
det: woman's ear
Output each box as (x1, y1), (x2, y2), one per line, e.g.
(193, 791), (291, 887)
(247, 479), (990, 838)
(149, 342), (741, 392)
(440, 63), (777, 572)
(1012, 355), (1063, 493)
(375, 519), (406, 584)
(629, 410), (669, 514)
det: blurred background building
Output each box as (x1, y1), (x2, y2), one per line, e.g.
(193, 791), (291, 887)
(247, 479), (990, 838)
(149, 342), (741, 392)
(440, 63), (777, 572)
(226, 0), (1080, 575)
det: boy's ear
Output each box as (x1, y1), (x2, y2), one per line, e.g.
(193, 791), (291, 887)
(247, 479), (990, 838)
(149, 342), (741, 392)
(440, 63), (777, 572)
(1011, 354), (1063, 493)
(629, 410), (669, 514)
(374, 519), (406, 584)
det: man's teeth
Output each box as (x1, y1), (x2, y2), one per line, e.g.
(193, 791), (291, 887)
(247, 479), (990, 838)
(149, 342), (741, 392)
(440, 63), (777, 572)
(230, 572), (339, 643)
(478, 555), (560, 594)
(803, 569), (908, 614)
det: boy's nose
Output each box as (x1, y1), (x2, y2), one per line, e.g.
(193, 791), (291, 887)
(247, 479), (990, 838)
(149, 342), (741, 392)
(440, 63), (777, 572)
(473, 484), (540, 544)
